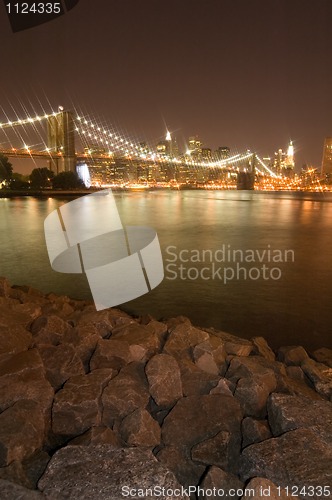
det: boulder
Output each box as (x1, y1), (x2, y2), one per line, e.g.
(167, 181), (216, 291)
(0, 451), (50, 489)
(38, 445), (189, 499)
(191, 430), (238, 473)
(37, 344), (85, 391)
(0, 325), (32, 360)
(199, 466), (244, 499)
(120, 408), (161, 447)
(68, 426), (123, 447)
(102, 362), (150, 425)
(61, 324), (100, 371)
(0, 304), (35, 330)
(0, 400), (45, 466)
(111, 322), (164, 361)
(209, 378), (234, 396)
(301, 358), (332, 399)
(312, 347), (332, 368)
(90, 338), (131, 371)
(241, 417), (272, 448)
(239, 428), (332, 498)
(193, 339), (227, 375)
(0, 349), (53, 413)
(30, 315), (73, 346)
(277, 345), (309, 366)
(179, 360), (220, 396)
(156, 445), (206, 490)
(0, 479), (45, 499)
(241, 478), (297, 499)
(267, 393), (332, 444)
(251, 337), (275, 362)
(204, 329), (253, 357)
(52, 369), (115, 436)
(277, 372), (324, 401)
(226, 357), (277, 417)
(75, 308), (120, 337)
(163, 324), (210, 359)
(0, 277), (11, 298)
(145, 354), (183, 407)
(162, 394), (242, 474)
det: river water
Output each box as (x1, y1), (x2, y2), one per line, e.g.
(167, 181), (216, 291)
(1, 190), (331, 350)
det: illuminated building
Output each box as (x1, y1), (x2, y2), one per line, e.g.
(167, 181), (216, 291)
(188, 136), (202, 158)
(156, 130), (178, 158)
(321, 137), (332, 175)
(286, 140), (295, 169)
(201, 148), (212, 160)
(273, 149), (286, 175)
(215, 146), (230, 160)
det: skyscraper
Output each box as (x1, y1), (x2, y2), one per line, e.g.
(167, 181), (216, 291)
(321, 137), (332, 175)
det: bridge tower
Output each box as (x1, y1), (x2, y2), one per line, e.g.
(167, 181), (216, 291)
(237, 153), (256, 190)
(47, 110), (76, 174)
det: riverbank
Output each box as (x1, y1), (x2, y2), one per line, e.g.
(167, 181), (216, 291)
(0, 277), (331, 499)
(0, 188), (93, 198)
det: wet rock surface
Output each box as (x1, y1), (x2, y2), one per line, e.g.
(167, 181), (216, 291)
(0, 278), (331, 499)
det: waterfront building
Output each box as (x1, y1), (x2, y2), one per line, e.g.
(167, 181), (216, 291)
(188, 136), (203, 158)
(215, 146), (230, 160)
(321, 137), (332, 175)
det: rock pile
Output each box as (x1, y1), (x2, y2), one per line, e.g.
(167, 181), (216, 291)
(0, 277), (331, 499)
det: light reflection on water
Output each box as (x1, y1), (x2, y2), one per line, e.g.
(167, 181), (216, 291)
(0, 191), (331, 350)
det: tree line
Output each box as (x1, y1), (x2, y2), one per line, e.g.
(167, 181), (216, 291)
(0, 153), (84, 190)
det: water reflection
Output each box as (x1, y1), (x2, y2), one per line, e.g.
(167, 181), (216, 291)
(0, 191), (331, 350)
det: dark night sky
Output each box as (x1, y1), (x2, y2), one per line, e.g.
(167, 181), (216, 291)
(1, 0), (332, 172)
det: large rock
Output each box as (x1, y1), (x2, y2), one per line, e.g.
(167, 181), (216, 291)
(267, 393), (332, 443)
(193, 339), (227, 376)
(38, 445), (189, 499)
(163, 324), (210, 359)
(90, 338), (131, 371)
(111, 322), (165, 361)
(179, 360), (220, 396)
(0, 324), (32, 360)
(0, 304), (36, 330)
(241, 417), (272, 448)
(226, 357), (277, 417)
(102, 362), (150, 425)
(0, 400), (45, 466)
(239, 428), (332, 499)
(76, 308), (129, 337)
(204, 328), (253, 357)
(199, 466), (244, 499)
(301, 358), (332, 399)
(145, 354), (183, 407)
(120, 408), (161, 447)
(0, 451), (50, 489)
(312, 347), (332, 368)
(68, 426), (123, 447)
(156, 446), (206, 490)
(0, 479), (45, 499)
(52, 369), (115, 436)
(0, 349), (53, 413)
(0, 277), (11, 298)
(277, 345), (309, 366)
(162, 394), (242, 474)
(251, 337), (275, 362)
(30, 315), (73, 346)
(61, 324), (100, 371)
(37, 344), (85, 391)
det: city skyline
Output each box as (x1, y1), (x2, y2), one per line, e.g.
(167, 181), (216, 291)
(1, 0), (332, 171)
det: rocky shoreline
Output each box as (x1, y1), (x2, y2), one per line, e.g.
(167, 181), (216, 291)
(0, 277), (331, 499)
